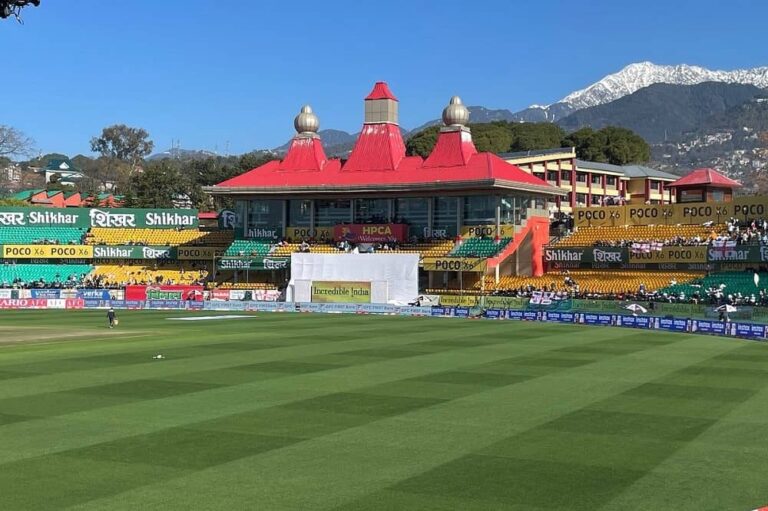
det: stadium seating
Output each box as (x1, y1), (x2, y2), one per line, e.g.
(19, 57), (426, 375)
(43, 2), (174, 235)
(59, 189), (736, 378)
(392, 241), (454, 257)
(555, 225), (719, 247)
(450, 238), (511, 257)
(660, 271), (768, 298)
(268, 240), (455, 258)
(0, 227), (87, 245)
(0, 264), (92, 286)
(90, 263), (209, 286)
(87, 228), (232, 246)
(480, 270), (703, 295)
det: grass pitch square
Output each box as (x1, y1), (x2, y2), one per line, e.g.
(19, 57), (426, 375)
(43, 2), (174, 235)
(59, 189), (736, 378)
(235, 360), (341, 374)
(189, 407), (374, 438)
(393, 453), (644, 510)
(0, 454), (185, 510)
(70, 427), (300, 469)
(0, 412), (32, 426)
(413, 370), (532, 388)
(1, 310), (768, 510)
(285, 392), (447, 417)
(482, 428), (679, 471)
(79, 379), (222, 399)
(623, 382), (755, 403)
(0, 391), (137, 417)
(0, 370), (33, 381)
(546, 409), (715, 441)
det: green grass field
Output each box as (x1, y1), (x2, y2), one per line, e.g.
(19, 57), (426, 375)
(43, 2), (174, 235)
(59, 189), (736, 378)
(0, 310), (767, 510)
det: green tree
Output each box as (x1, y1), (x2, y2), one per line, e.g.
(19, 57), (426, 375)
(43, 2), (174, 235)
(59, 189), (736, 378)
(509, 123), (566, 151)
(90, 124), (154, 171)
(90, 124), (154, 192)
(563, 126), (650, 165)
(471, 122), (514, 153)
(129, 161), (185, 208)
(405, 126), (440, 157)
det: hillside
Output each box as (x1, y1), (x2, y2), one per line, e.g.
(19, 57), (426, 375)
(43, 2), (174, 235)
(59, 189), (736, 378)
(653, 97), (768, 179)
(557, 82), (766, 143)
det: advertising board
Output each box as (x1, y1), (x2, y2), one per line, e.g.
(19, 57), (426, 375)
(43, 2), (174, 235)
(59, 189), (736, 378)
(422, 257), (487, 272)
(333, 224), (408, 243)
(0, 207), (197, 228)
(310, 281), (371, 303)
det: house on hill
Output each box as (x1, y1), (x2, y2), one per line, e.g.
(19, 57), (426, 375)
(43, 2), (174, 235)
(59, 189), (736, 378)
(40, 158), (86, 186)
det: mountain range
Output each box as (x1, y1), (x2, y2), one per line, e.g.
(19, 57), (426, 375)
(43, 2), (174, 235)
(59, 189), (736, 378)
(150, 61), (768, 178)
(558, 82), (768, 143)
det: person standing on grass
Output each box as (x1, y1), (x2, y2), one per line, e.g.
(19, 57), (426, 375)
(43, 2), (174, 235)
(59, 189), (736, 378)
(107, 307), (117, 329)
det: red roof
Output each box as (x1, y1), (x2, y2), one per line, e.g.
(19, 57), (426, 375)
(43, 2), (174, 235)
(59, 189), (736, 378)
(669, 168), (742, 188)
(423, 129), (477, 168)
(217, 128), (556, 193)
(213, 82), (560, 195)
(365, 82), (398, 101)
(279, 136), (328, 172)
(344, 123), (405, 171)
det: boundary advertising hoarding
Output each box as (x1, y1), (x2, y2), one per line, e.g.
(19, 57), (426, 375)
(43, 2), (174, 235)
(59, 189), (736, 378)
(125, 285), (204, 301)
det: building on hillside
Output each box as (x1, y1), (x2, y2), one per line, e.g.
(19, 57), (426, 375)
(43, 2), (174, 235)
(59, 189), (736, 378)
(39, 158), (87, 186)
(501, 148), (680, 213)
(667, 167), (742, 203)
(1, 162), (21, 185)
(205, 83), (564, 285)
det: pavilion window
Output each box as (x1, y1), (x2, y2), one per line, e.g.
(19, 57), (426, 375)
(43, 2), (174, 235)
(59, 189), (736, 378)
(394, 198), (429, 239)
(432, 196), (458, 238)
(315, 199), (352, 227)
(462, 195), (497, 226)
(246, 199), (283, 231)
(353, 198), (391, 224)
(287, 199), (312, 227)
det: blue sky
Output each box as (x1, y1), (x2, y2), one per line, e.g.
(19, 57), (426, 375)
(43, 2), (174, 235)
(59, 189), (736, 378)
(1, 0), (766, 157)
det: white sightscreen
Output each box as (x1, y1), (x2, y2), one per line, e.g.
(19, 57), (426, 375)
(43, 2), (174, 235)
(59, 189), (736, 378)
(288, 253), (419, 304)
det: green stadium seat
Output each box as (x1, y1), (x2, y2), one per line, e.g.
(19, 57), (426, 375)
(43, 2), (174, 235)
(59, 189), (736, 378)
(0, 264), (93, 285)
(224, 240), (273, 257)
(0, 227), (86, 245)
(450, 238), (511, 257)
(661, 271), (768, 298)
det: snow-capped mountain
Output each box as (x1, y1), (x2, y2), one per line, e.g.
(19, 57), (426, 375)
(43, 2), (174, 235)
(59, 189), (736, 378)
(557, 61), (768, 110)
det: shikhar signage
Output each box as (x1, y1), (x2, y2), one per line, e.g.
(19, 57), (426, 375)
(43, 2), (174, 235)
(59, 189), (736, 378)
(0, 207), (198, 229)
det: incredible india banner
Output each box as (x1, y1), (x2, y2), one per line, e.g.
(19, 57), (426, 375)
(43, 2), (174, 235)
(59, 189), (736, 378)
(310, 281), (371, 303)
